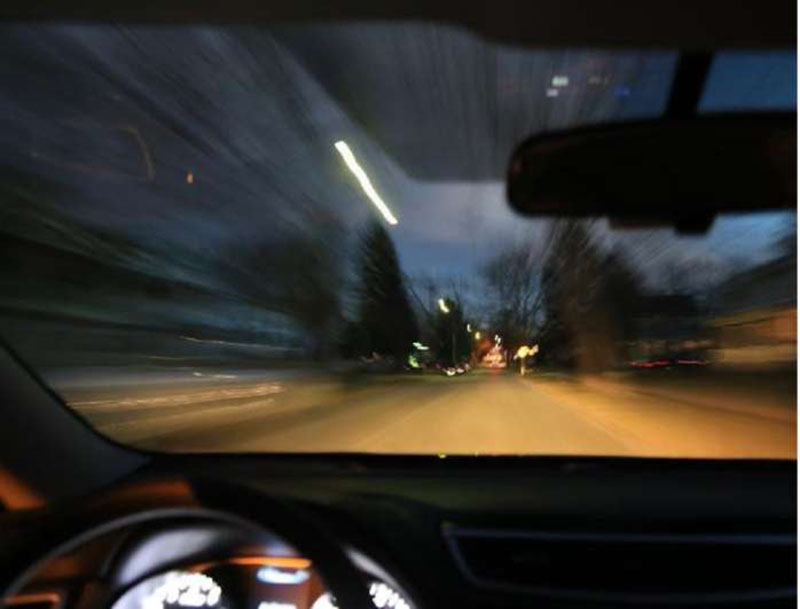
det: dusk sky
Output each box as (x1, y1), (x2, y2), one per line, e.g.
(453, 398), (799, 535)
(0, 25), (794, 295)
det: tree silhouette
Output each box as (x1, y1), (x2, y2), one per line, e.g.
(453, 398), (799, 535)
(482, 241), (544, 349)
(228, 202), (345, 359)
(539, 220), (643, 370)
(353, 221), (418, 361)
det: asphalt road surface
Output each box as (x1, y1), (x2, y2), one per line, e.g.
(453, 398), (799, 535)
(59, 367), (796, 458)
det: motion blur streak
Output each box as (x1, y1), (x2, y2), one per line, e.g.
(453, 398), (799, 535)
(334, 140), (398, 225)
(70, 383), (283, 409)
(61, 367), (795, 457)
(0, 25), (794, 458)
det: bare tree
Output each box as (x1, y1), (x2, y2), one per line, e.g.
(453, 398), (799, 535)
(481, 237), (548, 348)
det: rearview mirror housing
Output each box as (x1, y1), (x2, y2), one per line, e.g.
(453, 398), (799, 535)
(507, 113), (796, 233)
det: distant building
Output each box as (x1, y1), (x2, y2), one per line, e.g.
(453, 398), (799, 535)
(708, 256), (796, 368)
(0, 223), (307, 366)
(628, 294), (709, 361)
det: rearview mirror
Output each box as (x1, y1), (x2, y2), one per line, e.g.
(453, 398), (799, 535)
(507, 113), (795, 233)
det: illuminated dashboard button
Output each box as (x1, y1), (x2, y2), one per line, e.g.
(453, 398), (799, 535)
(256, 567), (310, 585)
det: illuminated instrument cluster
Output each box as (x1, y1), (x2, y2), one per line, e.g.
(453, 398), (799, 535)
(111, 558), (413, 609)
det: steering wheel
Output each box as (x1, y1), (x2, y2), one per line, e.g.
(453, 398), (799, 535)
(1, 478), (375, 609)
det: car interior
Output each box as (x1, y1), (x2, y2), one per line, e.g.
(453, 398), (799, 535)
(0, 2), (796, 609)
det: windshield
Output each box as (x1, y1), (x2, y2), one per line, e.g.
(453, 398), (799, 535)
(0, 24), (795, 457)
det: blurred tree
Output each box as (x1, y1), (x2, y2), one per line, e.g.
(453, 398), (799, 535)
(232, 203), (345, 360)
(660, 255), (737, 300)
(598, 246), (645, 345)
(539, 221), (643, 371)
(352, 221), (418, 362)
(271, 228), (344, 360)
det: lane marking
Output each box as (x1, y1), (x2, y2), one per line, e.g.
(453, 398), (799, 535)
(70, 383), (283, 410)
(96, 398), (279, 443)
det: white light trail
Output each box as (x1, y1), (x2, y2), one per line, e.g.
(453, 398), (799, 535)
(334, 140), (398, 225)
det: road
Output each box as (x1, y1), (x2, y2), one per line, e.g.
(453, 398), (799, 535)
(58, 367), (796, 458)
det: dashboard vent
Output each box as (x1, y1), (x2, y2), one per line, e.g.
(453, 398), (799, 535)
(444, 526), (796, 603)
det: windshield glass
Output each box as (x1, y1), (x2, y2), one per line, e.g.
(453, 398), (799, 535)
(0, 24), (795, 457)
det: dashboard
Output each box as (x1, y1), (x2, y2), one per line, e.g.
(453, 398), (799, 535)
(1, 457), (796, 609)
(4, 507), (415, 609)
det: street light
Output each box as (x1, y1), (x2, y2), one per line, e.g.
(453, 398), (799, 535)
(437, 298), (456, 365)
(466, 323), (472, 332)
(475, 331), (481, 340)
(334, 140), (398, 226)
